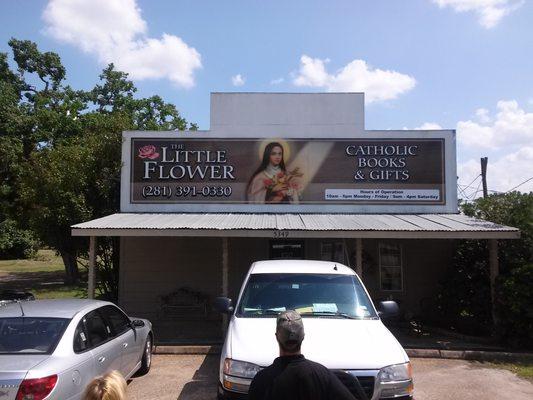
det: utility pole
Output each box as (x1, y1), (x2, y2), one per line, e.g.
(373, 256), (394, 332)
(481, 156), (499, 331)
(480, 157), (488, 198)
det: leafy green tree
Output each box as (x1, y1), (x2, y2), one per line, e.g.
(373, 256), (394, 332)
(497, 263), (533, 348)
(1, 38), (88, 279)
(78, 64), (195, 297)
(0, 219), (39, 259)
(435, 192), (533, 344)
(19, 142), (92, 281)
(90, 64), (194, 131)
(464, 192), (533, 273)
(1, 39), (196, 289)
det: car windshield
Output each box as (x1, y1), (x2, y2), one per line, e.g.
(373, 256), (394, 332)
(0, 317), (70, 354)
(237, 273), (377, 319)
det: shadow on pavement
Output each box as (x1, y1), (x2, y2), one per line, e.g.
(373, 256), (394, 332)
(177, 354), (219, 400)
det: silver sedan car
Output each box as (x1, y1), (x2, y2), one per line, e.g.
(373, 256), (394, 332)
(0, 299), (153, 400)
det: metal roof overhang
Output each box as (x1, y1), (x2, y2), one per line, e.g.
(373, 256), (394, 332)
(71, 213), (520, 239)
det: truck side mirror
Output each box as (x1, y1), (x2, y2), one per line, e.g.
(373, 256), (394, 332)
(214, 297), (234, 314)
(378, 300), (399, 319)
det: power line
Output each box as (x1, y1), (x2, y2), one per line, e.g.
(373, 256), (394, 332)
(458, 173), (533, 198)
(470, 189), (504, 196)
(506, 176), (533, 193)
(458, 183), (479, 191)
(458, 181), (528, 200)
(457, 185), (476, 200)
(468, 179), (483, 200)
(463, 174), (481, 189)
(457, 174), (482, 200)
(457, 186), (468, 198)
(462, 181), (482, 199)
(457, 185), (469, 199)
(458, 185), (504, 194)
(458, 173), (531, 200)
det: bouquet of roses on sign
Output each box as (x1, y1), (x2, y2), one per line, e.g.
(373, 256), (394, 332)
(264, 167), (304, 200)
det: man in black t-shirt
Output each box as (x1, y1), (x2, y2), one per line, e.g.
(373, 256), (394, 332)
(248, 310), (356, 400)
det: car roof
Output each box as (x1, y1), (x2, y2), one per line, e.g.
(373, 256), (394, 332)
(0, 299), (111, 319)
(249, 260), (356, 275)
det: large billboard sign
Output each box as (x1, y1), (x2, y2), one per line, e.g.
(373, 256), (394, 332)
(122, 134), (454, 213)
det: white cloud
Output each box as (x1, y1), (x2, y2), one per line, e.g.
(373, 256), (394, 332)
(231, 74), (245, 87)
(270, 77), (285, 85)
(432, 0), (524, 28)
(401, 122), (443, 130)
(457, 100), (533, 149)
(475, 107), (492, 123)
(292, 55), (416, 103)
(42, 0), (201, 88)
(415, 122), (443, 130)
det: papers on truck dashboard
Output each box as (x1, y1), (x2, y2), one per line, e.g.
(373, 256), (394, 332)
(312, 303), (338, 313)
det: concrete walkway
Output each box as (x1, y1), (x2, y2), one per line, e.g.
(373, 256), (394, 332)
(127, 355), (533, 400)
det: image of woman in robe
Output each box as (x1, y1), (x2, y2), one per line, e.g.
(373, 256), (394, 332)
(246, 142), (300, 204)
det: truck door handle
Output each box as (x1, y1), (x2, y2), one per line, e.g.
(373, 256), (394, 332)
(97, 356), (106, 363)
(122, 343), (128, 348)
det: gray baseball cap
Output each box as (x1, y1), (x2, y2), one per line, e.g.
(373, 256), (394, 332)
(276, 310), (305, 349)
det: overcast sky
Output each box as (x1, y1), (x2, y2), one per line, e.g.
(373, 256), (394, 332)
(1, 0), (532, 195)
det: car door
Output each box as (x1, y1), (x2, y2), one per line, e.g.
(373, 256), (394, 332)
(100, 305), (141, 378)
(85, 309), (122, 376)
(62, 318), (97, 400)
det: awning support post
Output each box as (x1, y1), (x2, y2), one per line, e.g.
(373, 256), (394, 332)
(88, 236), (96, 299)
(222, 237), (229, 335)
(489, 239), (499, 326)
(355, 238), (363, 279)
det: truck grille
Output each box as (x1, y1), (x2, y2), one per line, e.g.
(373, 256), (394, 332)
(356, 376), (375, 399)
(333, 371), (375, 400)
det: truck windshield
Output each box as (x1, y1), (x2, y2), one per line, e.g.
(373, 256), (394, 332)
(0, 317), (69, 354)
(237, 273), (377, 319)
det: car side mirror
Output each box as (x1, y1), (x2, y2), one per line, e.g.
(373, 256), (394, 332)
(131, 319), (145, 328)
(378, 301), (399, 319)
(213, 297), (234, 314)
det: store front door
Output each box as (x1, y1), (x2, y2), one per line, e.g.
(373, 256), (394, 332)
(269, 240), (305, 259)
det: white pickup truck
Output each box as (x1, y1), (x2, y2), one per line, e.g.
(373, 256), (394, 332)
(214, 259), (413, 400)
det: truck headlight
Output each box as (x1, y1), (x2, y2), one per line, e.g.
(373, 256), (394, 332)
(222, 358), (261, 393)
(223, 358), (262, 379)
(378, 362), (414, 398)
(378, 362), (412, 382)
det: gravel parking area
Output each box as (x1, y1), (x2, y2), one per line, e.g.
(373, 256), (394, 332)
(127, 355), (533, 400)
(128, 355), (218, 400)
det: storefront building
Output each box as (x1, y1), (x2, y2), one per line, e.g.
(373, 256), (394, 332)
(72, 93), (519, 344)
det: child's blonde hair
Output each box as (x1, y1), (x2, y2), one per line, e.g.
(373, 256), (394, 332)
(83, 370), (127, 400)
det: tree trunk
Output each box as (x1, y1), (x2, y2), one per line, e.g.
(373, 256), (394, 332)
(61, 251), (79, 284)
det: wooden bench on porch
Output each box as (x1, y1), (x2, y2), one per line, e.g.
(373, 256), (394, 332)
(158, 287), (210, 320)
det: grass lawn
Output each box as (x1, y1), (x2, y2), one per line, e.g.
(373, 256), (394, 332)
(488, 362), (533, 382)
(0, 249), (87, 299)
(0, 249), (63, 273)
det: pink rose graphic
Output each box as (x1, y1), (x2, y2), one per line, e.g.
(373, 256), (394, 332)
(289, 181), (300, 190)
(138, 145), (159, 159)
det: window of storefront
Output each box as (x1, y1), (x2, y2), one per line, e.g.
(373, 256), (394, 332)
(320, 241), (345, 264)
(379, 243), (403, 291)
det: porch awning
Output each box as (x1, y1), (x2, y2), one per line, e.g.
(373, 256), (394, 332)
(71, 213), (519, 239)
